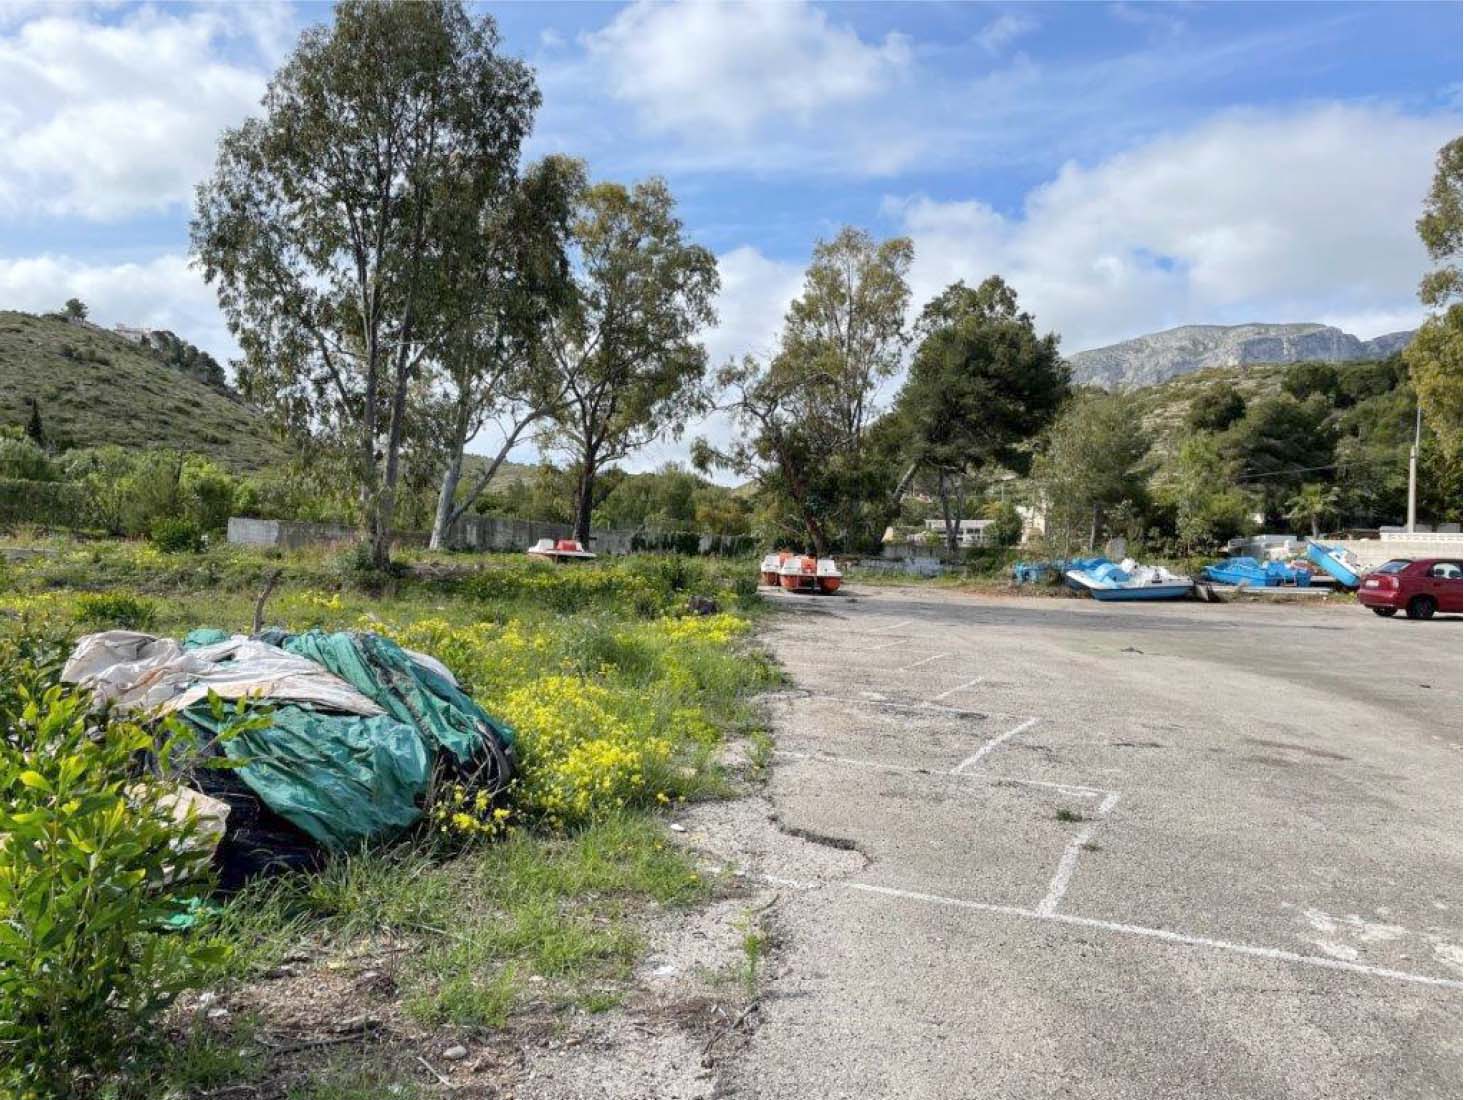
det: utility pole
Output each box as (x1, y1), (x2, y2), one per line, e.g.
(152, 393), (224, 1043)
(1406, 398), (1421, 533)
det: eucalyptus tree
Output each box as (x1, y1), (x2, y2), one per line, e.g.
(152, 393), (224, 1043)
(696, 228), (913, 554)
(543, 178), (720, 543)
(426, 156), (585, 550)
(192, 0), (538, 566)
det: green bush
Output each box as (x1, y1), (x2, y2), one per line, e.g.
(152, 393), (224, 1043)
(150, 516), (204, 553)
(0, 478), (91, 528)
(76, 591), (158, 631)
(0, 438), (57, 482)
(0, 678), (229, 1099)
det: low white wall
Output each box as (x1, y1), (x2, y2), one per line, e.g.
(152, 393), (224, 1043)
(1338, 538), (1464, 568)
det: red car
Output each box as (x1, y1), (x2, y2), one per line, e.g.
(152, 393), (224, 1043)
(1357, 557), (1463, 619)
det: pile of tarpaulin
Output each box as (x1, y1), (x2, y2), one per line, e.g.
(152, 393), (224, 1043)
(62, 628), (515, 885)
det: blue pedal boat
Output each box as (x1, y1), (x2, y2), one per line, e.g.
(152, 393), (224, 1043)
(1065, 559), (1194, 601)
(1202, 556), (1310, 587)
(1305, 540), (1363, 589)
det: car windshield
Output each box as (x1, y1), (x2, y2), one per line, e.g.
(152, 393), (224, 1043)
(1373, 560), (1412, 574)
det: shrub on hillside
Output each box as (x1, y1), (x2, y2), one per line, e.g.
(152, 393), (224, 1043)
(0, 437), (57, 482)
(150, 516), (204, 553)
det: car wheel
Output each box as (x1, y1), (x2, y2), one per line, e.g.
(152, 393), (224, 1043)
(1406, 596), (1437, 621)
(1371, 607), (1397, 617)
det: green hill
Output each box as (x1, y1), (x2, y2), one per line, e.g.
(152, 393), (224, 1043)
(0, 310), (287, 471)
(1131, 361), (1289, 463)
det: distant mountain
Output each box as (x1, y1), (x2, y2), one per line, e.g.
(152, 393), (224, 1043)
(1069, 323), (1415, 389)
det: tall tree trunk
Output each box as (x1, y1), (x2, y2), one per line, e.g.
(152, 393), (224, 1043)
(1088, 503), (1100, 552)
(572, 452), (596, 543)
(430, 450), (465, 551)
(429, 396), (474, 551)
(802, 511), (827, 557)
(939, 470), (958, 559)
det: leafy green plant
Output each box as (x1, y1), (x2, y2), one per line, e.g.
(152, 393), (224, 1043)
(0, 678), (238, 1099)
(150, 516), (204, 553)
(76, 591), (158, 631)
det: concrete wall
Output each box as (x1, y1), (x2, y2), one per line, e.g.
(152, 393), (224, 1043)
(1338, 537), (1464, 569)
(228, 515), (641, 556)
(447, 514), (638, 556)
(852, 555), (947, 578)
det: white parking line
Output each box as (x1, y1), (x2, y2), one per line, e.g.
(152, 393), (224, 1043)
(899, 652), (950, 672)
(1036, 792), (1121, 917)
(931, 677), (981, 702)
(952, 717), (1039, 774)
(774, 749), (1108, 798)
(844, 883), (1463, 991)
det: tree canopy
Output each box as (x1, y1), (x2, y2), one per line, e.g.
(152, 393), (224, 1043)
(893, 276), (1068, 553)
(697, 228), (913, 555)
(192, 0), (539, 565)
(542, 178), (720, 541)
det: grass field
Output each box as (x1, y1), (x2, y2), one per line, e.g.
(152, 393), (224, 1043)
(0, 537), (775, 1098)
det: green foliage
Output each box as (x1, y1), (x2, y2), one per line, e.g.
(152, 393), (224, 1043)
(981, 499), (1024, 548)
(701, 227), (913, 554)
(62, 297), (88, 321)
(0, 676), (230, 1099)
(0, 437), (57, 481)
(1218, 394), (1335, 522)
(150, 516), (204, 553)
(893, 277), (1068, 553)
(1159, 434), (1254, 553)
(142, 329), (226, 388)
(593, 462), (751, 537)
(0, 478), (91, 528)
(1416, 136), (1461, 308)
(1405, 305), (1462, 459)
(76, 591), (158, 631)
(1283, 483), (1341, 539)
(1186, 383), (1247, 432)
(544, 176), (721, 539)
(1280, 361), (1339, 402)
(193, 0), (542, 568)
(1032, 392), (1150, 556)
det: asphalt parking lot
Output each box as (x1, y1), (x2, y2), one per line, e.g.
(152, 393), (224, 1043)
(725, 586), (1462, 1100)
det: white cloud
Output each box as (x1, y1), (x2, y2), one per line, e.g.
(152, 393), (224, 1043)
(582, 0), (911, 136)
(0, 252), (236, 364)
(977, 13), (1039, 55)
(0, 5), (282, 219)
(884, 103), (1450, 352)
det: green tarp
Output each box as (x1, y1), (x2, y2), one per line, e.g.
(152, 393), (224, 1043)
(179, 629), (514, 852)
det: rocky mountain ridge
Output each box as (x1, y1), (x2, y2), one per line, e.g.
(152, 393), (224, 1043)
(1070, 322), (1414, 389)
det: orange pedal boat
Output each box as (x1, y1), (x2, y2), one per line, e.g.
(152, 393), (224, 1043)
(775, 554), (842, 594)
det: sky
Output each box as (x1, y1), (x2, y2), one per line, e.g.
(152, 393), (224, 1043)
(0, 0), (1459, 475)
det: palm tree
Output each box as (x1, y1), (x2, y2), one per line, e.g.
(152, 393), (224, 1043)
(1284, 483), (1340, 538)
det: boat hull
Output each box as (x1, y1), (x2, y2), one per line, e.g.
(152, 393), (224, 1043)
(1305, 540), (1361, 588)
(779, 572), (818, 591)
(1089, 584), (1193, 601)
(817, 576), (841, 594)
